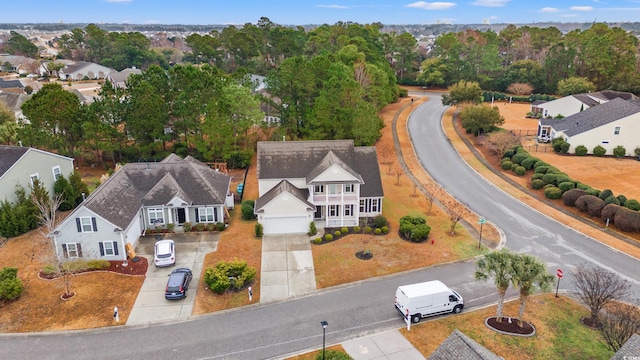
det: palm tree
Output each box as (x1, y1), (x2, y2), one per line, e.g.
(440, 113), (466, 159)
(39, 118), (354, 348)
(474, 249), (514, 323)
(511, 253), (555, 327)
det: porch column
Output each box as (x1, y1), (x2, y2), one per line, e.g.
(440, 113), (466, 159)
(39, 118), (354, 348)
(167, 207), (174, 225)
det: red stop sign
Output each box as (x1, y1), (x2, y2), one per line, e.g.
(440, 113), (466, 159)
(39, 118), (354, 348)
(556, 269), (563, 278)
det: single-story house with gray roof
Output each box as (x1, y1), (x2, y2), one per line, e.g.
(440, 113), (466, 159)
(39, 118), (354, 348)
(428, 329), (503, 360)
(255, 140), (383, 234)
(51, 154), (233, 261)
(538, 97), (640, 156)
(533, 90), (637, 123)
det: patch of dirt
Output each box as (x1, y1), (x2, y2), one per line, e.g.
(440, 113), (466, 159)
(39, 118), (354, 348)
(486, 316), (535, 336)
(580, 316), (603, 329)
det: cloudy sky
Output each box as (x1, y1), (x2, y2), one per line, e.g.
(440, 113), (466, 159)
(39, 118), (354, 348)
(4, 0), (640, 25)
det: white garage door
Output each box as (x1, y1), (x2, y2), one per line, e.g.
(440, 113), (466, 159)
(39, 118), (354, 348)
(263, 216), (308, 234)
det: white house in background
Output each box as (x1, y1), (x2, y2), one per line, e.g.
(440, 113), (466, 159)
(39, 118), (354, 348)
(58, 61), (115, 81)
(532, 90), (637, 121)
(539, 97), (640, 155)
(255, 140), (384, 234)
(51, 154), (233, 261)
(0, 145), (74, 204)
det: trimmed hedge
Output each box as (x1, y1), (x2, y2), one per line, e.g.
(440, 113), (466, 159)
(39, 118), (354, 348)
(558, 181), (576, 193)
(613, 145), (626, 158)
(586, 188), (601, 197)
(574, 145), (588, 156)
(562, 188), (587, 207)
(531, 179), (545, 190)
(531, 173), (544, 181)
(399, 215), (431, 242)
(617, 195), (628, 205)
(514, 166), (526, 176)
(604, 195), (620, 206)
(601, 204), (623, 224)
(544, 186), (562, 199)
(614, 207), (640, 232)
(521, 157), (538, 170)
(599, 189), (614, 201)
(542, 173), (557, 185)
(535, 166), (550, 174)
(624, 199), (640, 211)
(533, 160), (549, 169)
(576, 195), (605, 217)
(511, 153), (529, 165)
(593, 145), (606, 157)
(501, 160), (513, 170)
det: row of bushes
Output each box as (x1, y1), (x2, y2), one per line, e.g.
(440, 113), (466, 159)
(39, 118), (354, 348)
(553, 138), (640, 158)
(183, 222), (225, 232)
(482, 92), (556, 103)
(501, 145), (640, 233)
(313, 225), (390, 244)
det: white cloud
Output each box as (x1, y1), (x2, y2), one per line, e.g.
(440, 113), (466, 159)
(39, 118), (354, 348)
(570, 6), (594, 11)
(471, 0), (510, 7)
(405, 2), (457, 10)
(316, 4), (350, 9)
(539, 7), (560, 13)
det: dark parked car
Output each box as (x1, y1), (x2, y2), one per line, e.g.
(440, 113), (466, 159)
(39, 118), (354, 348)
(165, 268), (192, 300)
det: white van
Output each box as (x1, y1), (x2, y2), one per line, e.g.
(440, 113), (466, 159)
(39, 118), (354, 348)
(395, 280), (464, 323)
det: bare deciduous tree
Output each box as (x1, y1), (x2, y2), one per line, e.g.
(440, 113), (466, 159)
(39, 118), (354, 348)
(572, 263), (631, 328)
(600, 301), (640, 352)
(485, 131), (521, 157)
(378, 144), (394, 166)
(424, 183), (441, 215)
(507, 82), (534, 95)
(444, 198), (467, 234)
(394, 166), (403, 185)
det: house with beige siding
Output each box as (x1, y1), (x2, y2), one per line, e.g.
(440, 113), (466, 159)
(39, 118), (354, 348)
(255, 140), (383, 234)
(540, 97), (640, 156)
(0, 145), (74, 204)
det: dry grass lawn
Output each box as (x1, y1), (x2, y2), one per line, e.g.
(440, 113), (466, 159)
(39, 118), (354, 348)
(402, 294), (613, 360)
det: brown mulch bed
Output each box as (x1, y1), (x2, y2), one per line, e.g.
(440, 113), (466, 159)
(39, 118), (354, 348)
(38, 258), (148, 280)
(485, 316), (536, 336)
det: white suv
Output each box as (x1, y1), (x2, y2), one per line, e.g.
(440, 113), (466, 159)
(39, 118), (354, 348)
(154, 239), (175, 267)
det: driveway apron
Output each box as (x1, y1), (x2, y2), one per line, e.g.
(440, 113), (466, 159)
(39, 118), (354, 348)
(260, 233), (316, 303)
(126, 232), (218, 325)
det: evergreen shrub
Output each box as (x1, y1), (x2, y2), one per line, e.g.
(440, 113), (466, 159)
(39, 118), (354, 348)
(544, 187), (562, 199)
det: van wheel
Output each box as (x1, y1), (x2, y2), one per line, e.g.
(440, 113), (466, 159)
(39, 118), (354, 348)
(411, 314), (421, 323)
(452, 305), (462, 314)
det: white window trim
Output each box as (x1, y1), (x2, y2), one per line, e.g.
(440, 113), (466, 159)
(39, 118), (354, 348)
(345, 184), (354, 193)
(328, 184), (338, 195)
(52, 166), (62, 180)
(80, 217), (94, 233)
(345, 204), (353, 216)
(103, 241), (114, 256)
(314, 185), (324, 194)
(67, 243), (79, 258)
(198, 207), (215, 223)
(614, 126), (621, 135)
(30, 173), (39, 186)
(329, 205), (338, 217)
(148, 208), (165, 225)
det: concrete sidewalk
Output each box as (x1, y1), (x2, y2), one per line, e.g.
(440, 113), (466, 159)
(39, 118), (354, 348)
(341, 330), (426, 360)
(260, 233), (317, 303)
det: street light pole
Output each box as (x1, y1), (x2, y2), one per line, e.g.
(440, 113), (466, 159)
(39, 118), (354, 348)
(321, 320), (328, 360)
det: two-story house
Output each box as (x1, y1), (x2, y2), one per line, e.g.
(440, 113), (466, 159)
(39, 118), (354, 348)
(255, 140), (384, 234)
(0, 145), (74, 204)
(51, 154), (233, 261)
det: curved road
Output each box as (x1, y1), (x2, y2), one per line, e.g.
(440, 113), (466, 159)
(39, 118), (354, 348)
(407, 94), (640, 293)
(1, 96), (638, 359)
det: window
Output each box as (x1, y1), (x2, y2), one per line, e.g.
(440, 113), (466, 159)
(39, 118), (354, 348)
(198, 207), (215, 222)
(360, 199), (381, 213)
(148, 208), (164, 225)
(614, 126), (621, 135)
(359, 199), (365, 213)
(103, 241), (114, 256)
(52, 166), (62, 180)
(371, 199), (379, 212)
(345, 184), (354, 193)
(30, 173), (39, 186)
(76, 217), (97, 232)
(62, 243), (82, 258)
(99, 241), (119, 257)
(344, 204), (353, 216)
(328, 184), (338, 195)
(329, 205), (338, 217)
(314, 185), (324, 194)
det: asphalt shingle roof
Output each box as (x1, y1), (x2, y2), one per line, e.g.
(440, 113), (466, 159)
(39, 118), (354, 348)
(541, 97), (640, 137)
(611, 333), (640, 359)
(0, 145), (28, 178)
(428, 329), (503, 360)
(254, 180), (314, 213)
(257, 140), (383, 197)
(83, 155), (230, 230)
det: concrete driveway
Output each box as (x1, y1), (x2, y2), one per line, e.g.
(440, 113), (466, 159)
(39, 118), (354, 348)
(126, 232), (219, 325)
(260, 233), (316, 303)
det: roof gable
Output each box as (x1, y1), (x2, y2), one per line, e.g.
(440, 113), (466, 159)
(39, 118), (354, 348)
(544, 98), (640, 137)
(255, 180), (314, 213)
(307, 151), (363, 184)
(82, 154), (230, 229)
(428, 329), (502, 360)
(0, 145), (28, 178)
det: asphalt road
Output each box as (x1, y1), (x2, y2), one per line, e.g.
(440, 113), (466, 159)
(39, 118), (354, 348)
(406, 93), (640, 293)
(1, 95), (638, 359)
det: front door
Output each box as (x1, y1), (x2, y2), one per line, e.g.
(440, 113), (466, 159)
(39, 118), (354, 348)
(314, 206), (324, 219)
(174, 208), (186, 224)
